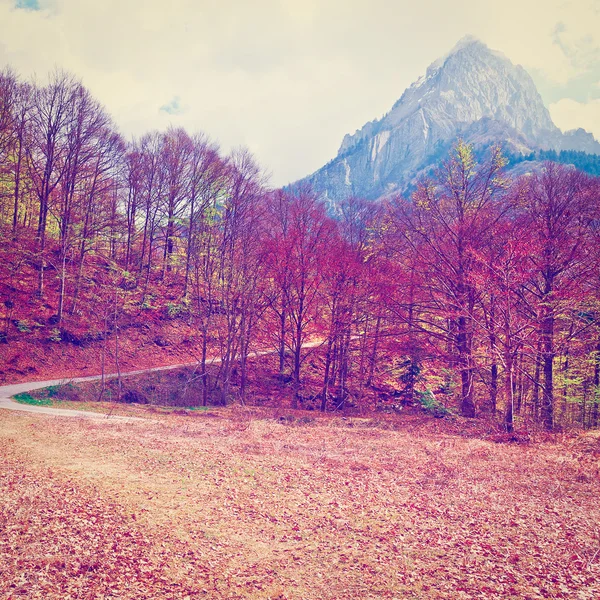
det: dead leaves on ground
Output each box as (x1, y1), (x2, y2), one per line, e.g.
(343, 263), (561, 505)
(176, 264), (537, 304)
(0, 455), (212, 599)
(0, 412), (599, 599)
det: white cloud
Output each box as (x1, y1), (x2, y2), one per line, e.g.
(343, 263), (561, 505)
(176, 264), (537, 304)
(549, 98), (600, 139)
(0, 0), (598, 186)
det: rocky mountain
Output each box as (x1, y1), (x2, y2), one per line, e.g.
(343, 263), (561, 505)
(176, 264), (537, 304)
(297, 35), (600, 203)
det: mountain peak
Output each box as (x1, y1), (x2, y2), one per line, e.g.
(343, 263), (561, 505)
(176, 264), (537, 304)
(442, 34), (488, 61)
(450, 34), (482, 51)
(425, 35), (505, 78)
(339, 36), (554, 157)
(300, 39), (600, 205)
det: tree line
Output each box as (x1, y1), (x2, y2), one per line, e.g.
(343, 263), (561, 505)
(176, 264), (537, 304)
(507, 149), (600, 178)
(1, 68), (599, 431)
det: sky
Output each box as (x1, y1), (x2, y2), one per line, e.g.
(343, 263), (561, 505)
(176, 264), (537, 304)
(0, 0), (599, 187)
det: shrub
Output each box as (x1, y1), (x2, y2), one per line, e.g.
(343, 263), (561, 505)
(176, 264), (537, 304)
(141, 294), (156, 310)
(56, 383), (81, 401)
(418, 390), (453, 418)
(16, 320), (31, 333)
(166, 298), (191, 318)
(122, 389), (148, 404)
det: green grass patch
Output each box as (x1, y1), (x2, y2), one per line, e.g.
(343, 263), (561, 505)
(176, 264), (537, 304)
(13, 392), (53, 406)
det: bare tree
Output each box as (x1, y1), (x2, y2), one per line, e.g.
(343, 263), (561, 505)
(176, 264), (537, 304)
(398, 142), (508, 417)
(27, 70), (79, 296)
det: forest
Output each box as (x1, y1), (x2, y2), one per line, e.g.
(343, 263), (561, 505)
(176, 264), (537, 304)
(507, 148), (600, 177)
(1, 68), (600, 433)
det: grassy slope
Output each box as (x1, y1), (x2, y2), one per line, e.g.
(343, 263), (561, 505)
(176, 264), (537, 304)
(1, 409), (599, 599)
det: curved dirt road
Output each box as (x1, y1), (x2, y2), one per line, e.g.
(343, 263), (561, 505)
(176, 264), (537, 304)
(0, 357), (217, 420)
(0, 340), (324, 419)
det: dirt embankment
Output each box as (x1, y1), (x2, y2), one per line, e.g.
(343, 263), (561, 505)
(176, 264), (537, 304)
(0, 316), (208, 385)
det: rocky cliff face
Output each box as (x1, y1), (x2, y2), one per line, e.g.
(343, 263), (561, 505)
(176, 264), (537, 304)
(298, 36), (600, 203)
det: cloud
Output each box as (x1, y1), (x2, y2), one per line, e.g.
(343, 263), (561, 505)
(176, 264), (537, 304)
(551, 20), (600, 74)
(549, 98), (600, 140)
(0, 0), (597, 186)
(160, 96), (185, 116)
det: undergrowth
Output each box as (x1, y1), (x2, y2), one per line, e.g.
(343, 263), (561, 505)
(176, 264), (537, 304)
(13, 392), (52, 406)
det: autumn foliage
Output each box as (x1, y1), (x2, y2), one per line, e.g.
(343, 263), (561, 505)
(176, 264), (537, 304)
(1, 69), (600, 431)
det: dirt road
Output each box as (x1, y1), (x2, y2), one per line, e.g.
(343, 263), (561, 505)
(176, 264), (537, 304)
(0, 341), (324, 419)
(0, 356), (225, 419)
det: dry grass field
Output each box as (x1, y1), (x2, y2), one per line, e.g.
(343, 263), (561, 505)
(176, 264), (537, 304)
(1, 407), (599, 599)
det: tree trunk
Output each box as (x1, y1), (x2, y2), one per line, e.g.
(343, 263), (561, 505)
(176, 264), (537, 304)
(57, 249), (67, 325)
(541, 309), (555, 431)
(183, 195), (195, 297)
(504, 352), (514, 433)
(367, 313), (381, 387)
(114, 288), (122, 402)
(592, 338), (600, 428)
(11, 140), (22, 237)
(163, 201), (175, 278)
(490, 360), (498, 415)
(292, 323), (302, 410)
(125, 188), (137, 272)
(278, 307), (287, 376)
(321, 336), (334, 412)
(457, 313), (475, 418)
(532, 337), (542, 420)
(200, 315), (209, 407)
